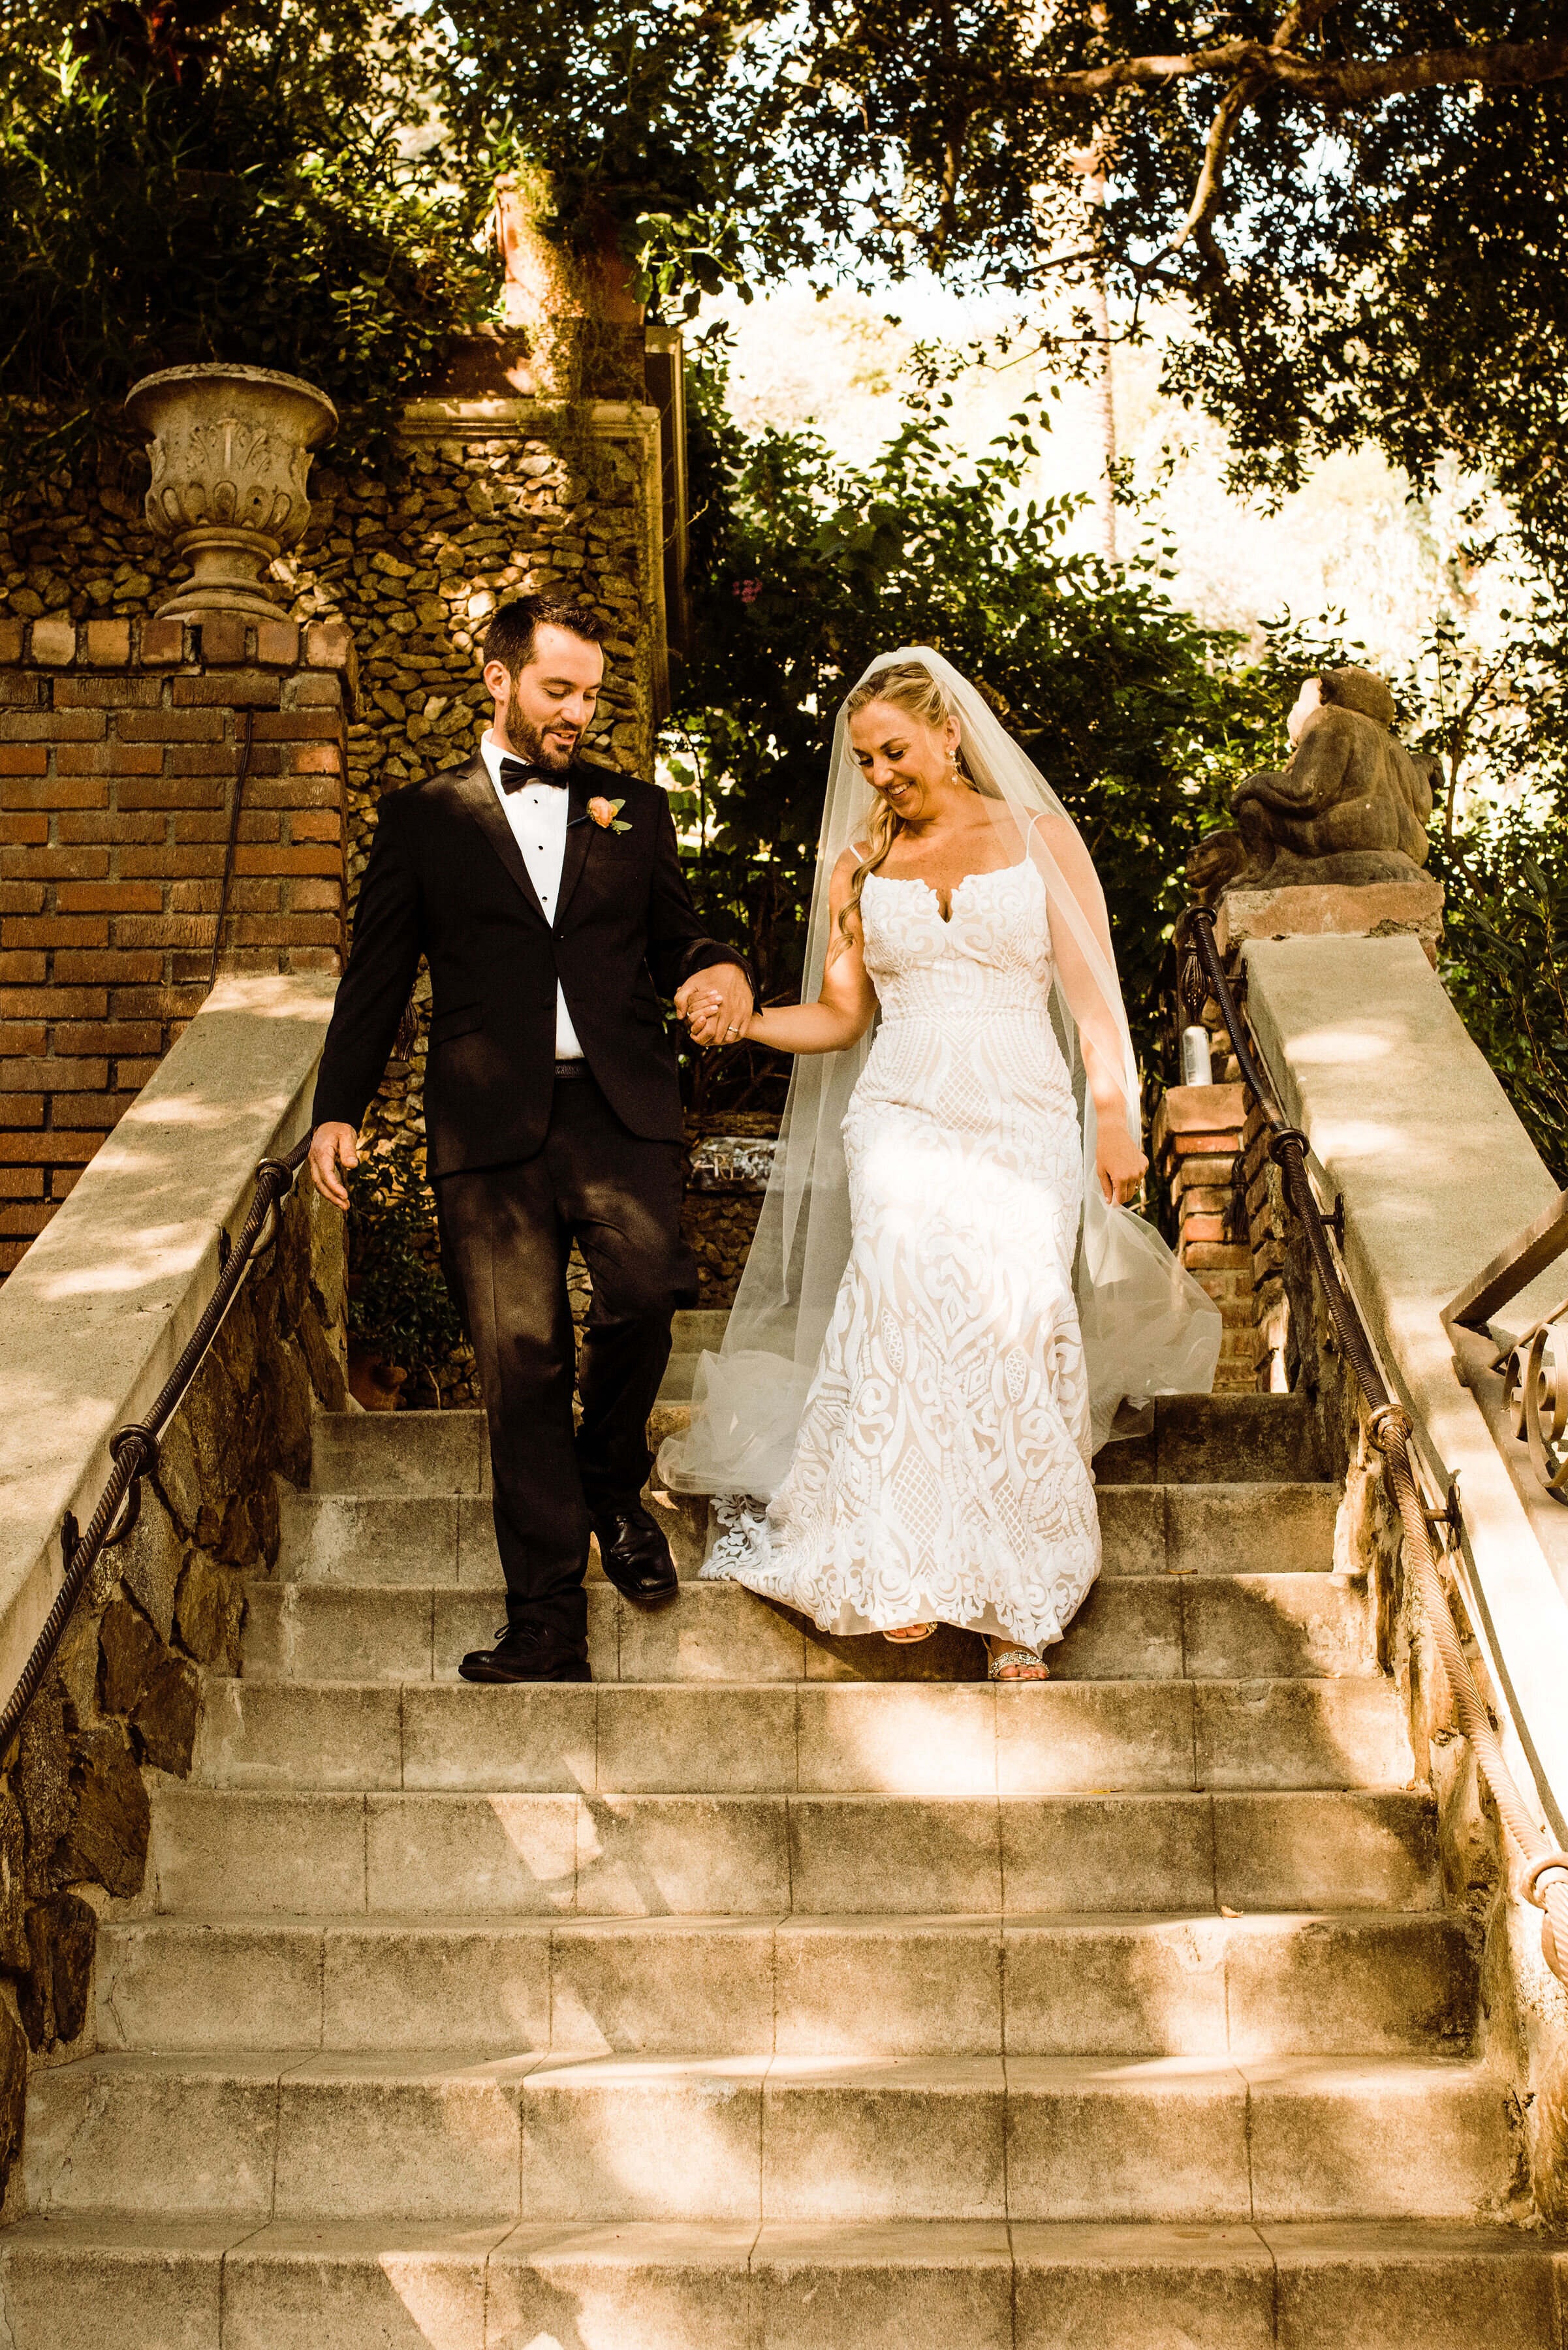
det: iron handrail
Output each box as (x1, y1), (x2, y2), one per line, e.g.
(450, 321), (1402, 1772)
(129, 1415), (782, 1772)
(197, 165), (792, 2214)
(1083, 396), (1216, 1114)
(0, 1131), (313, 1755)
(1184, 905), (1568, 1987)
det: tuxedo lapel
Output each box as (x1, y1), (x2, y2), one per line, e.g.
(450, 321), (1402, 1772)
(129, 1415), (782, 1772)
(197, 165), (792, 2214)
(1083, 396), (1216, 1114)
(448, 758), (549, 928)
(555, 767), (595, 924)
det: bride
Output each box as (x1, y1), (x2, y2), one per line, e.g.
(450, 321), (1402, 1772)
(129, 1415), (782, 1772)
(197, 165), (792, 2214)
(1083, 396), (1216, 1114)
(661, 650), (1220, 1680)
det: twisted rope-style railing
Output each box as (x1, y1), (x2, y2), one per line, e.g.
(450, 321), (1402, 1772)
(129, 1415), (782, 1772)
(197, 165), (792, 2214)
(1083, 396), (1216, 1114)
(1184, 905), (1568, 1987)
(0, 1131), (313, 1755)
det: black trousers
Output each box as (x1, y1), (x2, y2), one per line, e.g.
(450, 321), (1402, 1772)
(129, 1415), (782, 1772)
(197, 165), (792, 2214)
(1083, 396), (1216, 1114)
(435, 1071), (695, 1652)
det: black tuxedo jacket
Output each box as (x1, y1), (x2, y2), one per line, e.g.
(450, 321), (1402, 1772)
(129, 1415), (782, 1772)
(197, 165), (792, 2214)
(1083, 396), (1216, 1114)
(312, 753), (749, 1177)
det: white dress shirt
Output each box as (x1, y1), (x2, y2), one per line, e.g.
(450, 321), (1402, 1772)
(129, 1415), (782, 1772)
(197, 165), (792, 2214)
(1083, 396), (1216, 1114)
(480, 731), (584, 1059)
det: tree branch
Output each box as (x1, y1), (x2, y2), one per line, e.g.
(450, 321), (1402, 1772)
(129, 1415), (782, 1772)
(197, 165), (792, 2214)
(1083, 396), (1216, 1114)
(1028, 31), (1568, 109)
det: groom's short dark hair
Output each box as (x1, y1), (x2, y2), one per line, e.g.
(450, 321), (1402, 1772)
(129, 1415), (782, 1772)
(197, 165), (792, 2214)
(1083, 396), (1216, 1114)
(484, 594), (608, 680)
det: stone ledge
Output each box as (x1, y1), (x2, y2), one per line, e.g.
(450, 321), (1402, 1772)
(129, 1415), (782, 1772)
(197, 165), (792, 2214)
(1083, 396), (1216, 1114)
(1215, 877), (1444, 959)
(0, 973), (337, 1702)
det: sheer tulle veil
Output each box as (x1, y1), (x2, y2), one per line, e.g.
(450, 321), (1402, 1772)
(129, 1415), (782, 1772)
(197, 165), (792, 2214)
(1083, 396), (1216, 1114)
(659, 646), (1221, 1499)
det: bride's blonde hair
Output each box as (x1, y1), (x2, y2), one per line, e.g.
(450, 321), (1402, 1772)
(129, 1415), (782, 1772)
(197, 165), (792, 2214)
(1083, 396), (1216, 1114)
(836, 661), (982, 948)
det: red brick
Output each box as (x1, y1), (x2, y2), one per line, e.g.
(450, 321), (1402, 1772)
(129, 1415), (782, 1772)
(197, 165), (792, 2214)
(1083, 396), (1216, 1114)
(1, 779), (108, 812)
(117, 710), (224, 742)
(138, 616), (187, 665)
(256, 619), (300, 664)
(198, 616), (248, 665)
(1, 988), (105, 1018)
(110, 985), (203, 1021)
(251, 712), (343, 741)
(0, 1091), (44, 1124)
(2, 916), (108, 949)
(0, 815), (49, 845)
(283, 674), (343, 711)
(116, 779), (226, 811)
(0, 885), (45, 915)
(172, 671), (281, 707)
(0, 1024), (46, 1054)
(0, 1056), (108, 1090)
(54, 950), (163, 984)
(245, 776), (340, 809)
(0, 712), (105, 741)
(0, 956), (46, 984)
(166, 745), (240, 776)
(0, 1168), (43, 1197)
(176, 811), (277, 843)
(30, 616), (76, 666)
(279, 744), (341, 774)
(234, 845), (341, 877)
(0, 1203), (58, 1240)
(0, 1239), (33, 1270)
(55, 676), (165, 710)
(0, 677), (40, 710)
(58, 811), (168, 845)
(306, 618), (356, 668)
(0, 748), (48, 776)
(58, 882), (163, 914)
(83, 618), (133, 666)
(120, 846), (221, 879)
(113, 1056), (161, 1089)
(50, 1167), (84, 1198)
(3, 847), (110, 881)
(227, 915), (339, 947)
(0, 1203), (57, 1237)
(0, 1129), (110, 1163)
(109, 915), (209, 950)
(285, 947), (342, 975)
(57, 742), (164, 776)
(50, 1091), (135, 1127)
(0, 619), (23, 663)
(170, 882), (223, 914)
(287, 879), (342, 912)
(289, 810), (342, 843)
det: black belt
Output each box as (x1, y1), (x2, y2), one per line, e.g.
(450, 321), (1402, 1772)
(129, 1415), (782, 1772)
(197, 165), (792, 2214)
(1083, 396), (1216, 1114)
(554, 1059), (589, 1080)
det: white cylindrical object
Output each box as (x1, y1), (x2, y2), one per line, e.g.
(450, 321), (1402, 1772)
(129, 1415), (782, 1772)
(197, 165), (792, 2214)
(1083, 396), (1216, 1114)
(1180, 1026), (1214, 1087)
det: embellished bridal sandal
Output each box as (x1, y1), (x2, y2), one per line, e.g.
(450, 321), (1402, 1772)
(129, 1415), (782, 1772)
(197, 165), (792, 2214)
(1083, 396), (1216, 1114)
(883, 1623), (937, 1644)
(988, 1642), (1050, 1682)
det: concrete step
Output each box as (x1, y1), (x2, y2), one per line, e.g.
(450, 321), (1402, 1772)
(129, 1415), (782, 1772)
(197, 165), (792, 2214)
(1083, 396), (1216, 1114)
(238, 1563), (1368, 1687)
(144, 1786), (1441, 1918)
(271, 1480), (1338, 1590)
(0, 2215), (1558, 2350)
(195, 1674), (1411, 1794)
(95, 1909), (1475, 2061)
(1096, 1393), (1328, 1486)
(22, 2052), (1518, 2227)
(306, 1399), (694, 1499)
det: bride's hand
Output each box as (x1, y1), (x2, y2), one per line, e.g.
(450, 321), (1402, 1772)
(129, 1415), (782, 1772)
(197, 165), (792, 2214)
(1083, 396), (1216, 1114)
(1097, 1121), (1148, 1207)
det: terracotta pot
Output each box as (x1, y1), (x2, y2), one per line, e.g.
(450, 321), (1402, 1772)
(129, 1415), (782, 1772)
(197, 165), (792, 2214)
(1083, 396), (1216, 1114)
(123, 362), (337, 619)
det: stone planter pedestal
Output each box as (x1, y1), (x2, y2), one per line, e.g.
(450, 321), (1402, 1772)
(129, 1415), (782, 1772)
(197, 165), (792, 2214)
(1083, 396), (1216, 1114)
(124, 363), (337, 619)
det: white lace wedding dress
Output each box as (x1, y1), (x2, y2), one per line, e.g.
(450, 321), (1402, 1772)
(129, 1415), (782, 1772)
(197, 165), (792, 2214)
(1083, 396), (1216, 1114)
(702, 851), (1100, 1652)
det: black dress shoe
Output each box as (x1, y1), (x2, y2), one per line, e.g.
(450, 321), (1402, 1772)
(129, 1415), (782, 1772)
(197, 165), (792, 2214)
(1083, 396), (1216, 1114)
(458, 1625), (591, 1684)
(591, 1503), (679, 1604)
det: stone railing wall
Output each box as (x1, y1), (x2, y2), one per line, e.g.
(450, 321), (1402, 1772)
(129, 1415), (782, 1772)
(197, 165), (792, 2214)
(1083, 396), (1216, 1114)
(0, 610), (353, 1277)
(0, 975), (340, 2211)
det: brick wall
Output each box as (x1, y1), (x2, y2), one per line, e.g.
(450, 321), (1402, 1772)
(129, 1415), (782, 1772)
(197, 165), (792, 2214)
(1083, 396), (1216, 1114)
(0, 610), (353, 1275)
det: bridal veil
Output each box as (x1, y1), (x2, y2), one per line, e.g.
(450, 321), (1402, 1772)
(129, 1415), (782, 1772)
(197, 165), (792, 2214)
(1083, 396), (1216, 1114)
(660, 646), (1221, 1499)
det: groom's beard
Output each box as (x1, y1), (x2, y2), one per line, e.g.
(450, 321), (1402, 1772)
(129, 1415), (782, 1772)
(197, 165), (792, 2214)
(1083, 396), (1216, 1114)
(504, 709), (579, 773)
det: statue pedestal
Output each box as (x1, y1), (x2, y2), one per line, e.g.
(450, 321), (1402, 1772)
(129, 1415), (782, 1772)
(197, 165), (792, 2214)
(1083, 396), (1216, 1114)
(1214, 874), (1444, 963)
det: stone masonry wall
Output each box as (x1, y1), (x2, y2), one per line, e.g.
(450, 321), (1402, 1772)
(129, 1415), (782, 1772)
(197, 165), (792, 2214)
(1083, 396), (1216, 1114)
(0, 610), (353, 1276)
(0, 1176), (347, 2210)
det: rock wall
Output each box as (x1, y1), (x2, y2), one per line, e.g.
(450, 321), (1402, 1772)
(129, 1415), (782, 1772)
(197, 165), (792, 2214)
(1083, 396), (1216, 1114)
(0, 1174), (347, 2207)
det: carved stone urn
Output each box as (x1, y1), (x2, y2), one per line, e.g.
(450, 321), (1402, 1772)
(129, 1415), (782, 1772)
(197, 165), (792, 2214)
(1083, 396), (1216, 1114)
(123, 364), (338, 619)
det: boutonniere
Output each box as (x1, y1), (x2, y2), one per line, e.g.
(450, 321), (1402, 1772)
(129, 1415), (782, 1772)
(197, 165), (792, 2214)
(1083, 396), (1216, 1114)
(587, 795), (631, 834)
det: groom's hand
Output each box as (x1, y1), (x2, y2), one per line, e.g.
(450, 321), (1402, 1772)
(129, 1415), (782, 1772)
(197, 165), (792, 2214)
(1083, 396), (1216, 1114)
(676, 963), (753, 1049)
(309, 1121), (360, 1211)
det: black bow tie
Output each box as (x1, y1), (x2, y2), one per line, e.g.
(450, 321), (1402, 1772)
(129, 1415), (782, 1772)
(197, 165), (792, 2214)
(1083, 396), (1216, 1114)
(499, 757), (568, 793)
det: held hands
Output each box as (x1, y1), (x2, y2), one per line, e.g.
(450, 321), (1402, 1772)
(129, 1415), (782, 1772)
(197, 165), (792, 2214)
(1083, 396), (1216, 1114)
(675, 964), (755, 1049)
(309, 1121), (360, 1212)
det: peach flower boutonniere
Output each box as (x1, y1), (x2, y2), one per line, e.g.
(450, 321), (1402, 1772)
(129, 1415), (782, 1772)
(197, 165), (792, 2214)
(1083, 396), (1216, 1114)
(587, 795), (632, 834)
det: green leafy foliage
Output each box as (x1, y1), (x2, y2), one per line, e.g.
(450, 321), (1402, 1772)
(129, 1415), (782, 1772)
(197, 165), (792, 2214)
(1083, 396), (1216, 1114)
(345, 1133), (465, 1381)
(0, 1), (487, 474)
(663, 361), (1301, 1108)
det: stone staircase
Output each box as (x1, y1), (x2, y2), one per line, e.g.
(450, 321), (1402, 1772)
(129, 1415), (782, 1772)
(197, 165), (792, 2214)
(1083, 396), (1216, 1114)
(4, 1316), (1560, 2345)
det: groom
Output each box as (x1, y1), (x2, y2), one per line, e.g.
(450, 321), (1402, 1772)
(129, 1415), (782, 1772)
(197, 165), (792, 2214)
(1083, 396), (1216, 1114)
(308, 595), (754, 1683)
